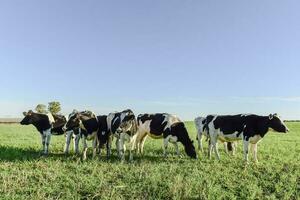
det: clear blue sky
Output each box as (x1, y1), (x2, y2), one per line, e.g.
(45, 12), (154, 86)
(0, 0), (299, 120)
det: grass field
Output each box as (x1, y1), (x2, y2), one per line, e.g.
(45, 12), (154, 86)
(0, 122), (299, 200)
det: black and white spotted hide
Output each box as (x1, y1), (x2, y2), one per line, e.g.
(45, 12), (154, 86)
(136, 113), (197, 159)
(20, 110), (67, 155)
(194, 116), (237, 155)
(206, 114), (289, 163)
(65, 110), (99, 160)
(107, 109), (137, 161)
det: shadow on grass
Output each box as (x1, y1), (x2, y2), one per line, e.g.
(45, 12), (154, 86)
(0, 145), (70, 162)
(0, 145), (197, 164)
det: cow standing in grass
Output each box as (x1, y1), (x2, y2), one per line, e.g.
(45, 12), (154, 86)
(206, 114), (289, 163)
(20, 110), (67, 155)
(135, 113), (197, 159)
(106, 109), (138, 161)
(194, 116), (237, 155)
(64, 110), (99, 160)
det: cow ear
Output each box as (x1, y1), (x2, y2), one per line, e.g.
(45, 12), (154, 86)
(273, 113), (278, 117)
(23, 112), (27, 116)
(269, 114), (273, 120)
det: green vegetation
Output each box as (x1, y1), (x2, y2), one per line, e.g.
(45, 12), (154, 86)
(0, 122), (299, 199)
(48, 101), (61, 115)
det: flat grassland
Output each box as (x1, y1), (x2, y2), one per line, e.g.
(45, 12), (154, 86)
(0, 122), (299, 200)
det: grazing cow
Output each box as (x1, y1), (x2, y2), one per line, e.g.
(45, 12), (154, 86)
(194, 116), (237, 154)
(206, 114), (289, 163)
(20, 110), (67, 155)
(64, 110), (99, 160)
(135, 113), (197, 159)
(106, 109), (137, 161)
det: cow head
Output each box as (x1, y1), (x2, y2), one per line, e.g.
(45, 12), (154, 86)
(269, 114), (289, 133)
(184, 139), (197, 159)
(116, 111), (137, 136)
(64, 111), (81, 131)
(20, 110), (36, 125)
(172, 122), (197, 159)
(64, 110), (96, 131)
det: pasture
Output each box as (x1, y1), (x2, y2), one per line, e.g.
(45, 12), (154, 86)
(0, 122), (299, 200)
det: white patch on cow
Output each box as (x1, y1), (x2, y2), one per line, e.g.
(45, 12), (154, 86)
(79, 120), (87, 131)
(249, 135), (262, 144)
(162, 114), (181, 131)
(47, 113), (55, 125)
(216, 130), (243, 142)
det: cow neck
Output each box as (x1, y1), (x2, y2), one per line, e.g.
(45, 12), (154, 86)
(257, 116), (271, 138)
(31, 114), (51, 132)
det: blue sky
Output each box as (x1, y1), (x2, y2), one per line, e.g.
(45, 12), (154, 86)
(0, 0), (299, 120)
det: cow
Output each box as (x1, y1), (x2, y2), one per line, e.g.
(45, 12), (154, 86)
(64, 110), (99, 160)
(194, 116), (237, 155)
(106, 109), (138, 161)
(20, 110), (67, 155)
(95, 115), (110, 158)
(206, 113), (289, 163)
(135, 113), (197, 159)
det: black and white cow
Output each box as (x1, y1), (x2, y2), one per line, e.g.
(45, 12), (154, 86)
(206, 114), (289, 163)
(95, 115), (110, 158)
(135, 113), (197, 159)
(20, 110), (67, 155)
(106, 109), (138, 161)
(194, 116), (237, 155)
(64, 110), (99, 160)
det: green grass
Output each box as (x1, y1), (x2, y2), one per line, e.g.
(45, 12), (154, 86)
(0, 122), (299, 200)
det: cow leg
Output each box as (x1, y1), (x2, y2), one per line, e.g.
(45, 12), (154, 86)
(64, 130), (73, 154)
(208, 140), (213, 159)
(252, 143), (258, 163)
(74, 134), (80, 154)
(209, 136), (220, 160)
(106, 135), (112, 159)
(197, 132), (204, 152)
(43, 129), (51, 155)
(243, 140), (250, 163)
(115, 137), (121, 158)
(140, 135), (148, 155)
(213, 142), (220, 160)
(40, 133), (46, 154)
(223, 142), (229, 154)
(163, 137), (169, 157)
(82, 136), (88, 160)
(173, 142), (180, 156)
(92, 138), (98, 158)
(118, 134), (126, 161)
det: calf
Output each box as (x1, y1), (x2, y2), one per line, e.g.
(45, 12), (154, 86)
(135, 113), (197, 159)
(20, 110), (67, 155)
(106, 109), (137, 161)
(206, 114), (289, 163)
(64, 110), (99, 160)
(194, 116), (237, 155)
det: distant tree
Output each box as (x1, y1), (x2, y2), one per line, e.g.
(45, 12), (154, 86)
(35, 104), (47, 114)
(48, 101), (61, 114)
